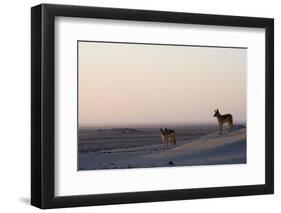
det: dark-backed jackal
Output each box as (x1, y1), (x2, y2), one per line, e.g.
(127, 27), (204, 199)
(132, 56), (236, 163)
(213, 109), (233, 134)
(160, 128), (177, 148)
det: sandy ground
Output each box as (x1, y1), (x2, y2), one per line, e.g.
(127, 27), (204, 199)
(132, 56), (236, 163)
(79, 126), (246, 170)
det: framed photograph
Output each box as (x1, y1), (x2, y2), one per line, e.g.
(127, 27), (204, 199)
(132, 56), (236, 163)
(31, 4), (274, 209)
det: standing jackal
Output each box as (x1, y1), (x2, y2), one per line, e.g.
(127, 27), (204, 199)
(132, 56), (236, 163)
(160, 128), (177, 148)
(213, 109), (233, 134)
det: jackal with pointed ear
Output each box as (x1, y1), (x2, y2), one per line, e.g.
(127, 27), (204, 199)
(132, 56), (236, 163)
(213, 109), (233, 134)
(160, 128), (177, 148)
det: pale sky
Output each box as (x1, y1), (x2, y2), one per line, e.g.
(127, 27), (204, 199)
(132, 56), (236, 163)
(78, 41), (247, 127)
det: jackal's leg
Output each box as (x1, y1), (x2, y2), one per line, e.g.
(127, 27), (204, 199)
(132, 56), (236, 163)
(169, 138), (174, 149)
(228, 121), (233, 132)
(169, 140), (171, 149)
(163, 138), (167, 148)
(219, 123), (223, 134)
(228, 118), (233, 132)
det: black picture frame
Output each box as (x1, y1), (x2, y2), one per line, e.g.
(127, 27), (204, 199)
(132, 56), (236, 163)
(31, 3), (274, 209)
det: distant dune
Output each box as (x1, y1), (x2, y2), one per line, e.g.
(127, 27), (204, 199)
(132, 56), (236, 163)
(97, 128), (140, 134)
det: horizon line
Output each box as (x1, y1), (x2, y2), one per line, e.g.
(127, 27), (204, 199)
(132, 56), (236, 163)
(79, 121), (247, 128)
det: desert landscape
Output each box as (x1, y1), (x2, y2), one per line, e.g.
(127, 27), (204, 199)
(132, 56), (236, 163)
(78, 124), (246, 170)
(78, 41), (247, 171)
